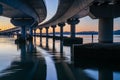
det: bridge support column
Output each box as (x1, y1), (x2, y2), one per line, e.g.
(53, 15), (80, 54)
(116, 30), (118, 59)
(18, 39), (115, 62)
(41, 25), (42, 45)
(34, 29), (36, 36)
(45, 27), (49, 49)
(51, 25), (56, 37)
(29, 27), (33, 36)
(67, 18), (80, 61)
(99, 18), (113, 43)
(33, 29), (36, 44)
(39, 28), (43, 46)
(58, 22), (65, 54)
(10, 18), (35, 42)
(27, 27), (33, 40)
(16, 31), (19, 39)
(21, 26), (26, 41)
(51, 25), (56, 52)
(67, 18), (79, 38)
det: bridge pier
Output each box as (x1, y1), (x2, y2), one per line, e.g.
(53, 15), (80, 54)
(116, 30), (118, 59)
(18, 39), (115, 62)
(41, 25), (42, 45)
(51, 25), (56, 52)
(89, 3), (120, 43)
(58, 22), (65, 54)
(10, 18), (35, 42)
(16, 31), (20, 39)
(21, 26), (26, 41)
(33, 29), (36, 45)
(67, 18), (79, 38)
(34, 29), (36, 36)
(39, 28), (43, 47)
(45, 27), (49, 49)
(29, 27), (33, 37)
(67, 18), (80, 60)
(99, 18), (113, 43)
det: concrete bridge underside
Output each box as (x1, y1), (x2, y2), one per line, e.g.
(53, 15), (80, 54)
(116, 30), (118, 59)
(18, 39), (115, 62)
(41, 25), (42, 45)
(1, 0), (120, 43)
(0, 0), (47, 23)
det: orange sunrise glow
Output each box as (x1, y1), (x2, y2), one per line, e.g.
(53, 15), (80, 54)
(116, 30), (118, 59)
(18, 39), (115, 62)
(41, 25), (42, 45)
(0, 16), (120, 32)
(0, 16), (15, 31)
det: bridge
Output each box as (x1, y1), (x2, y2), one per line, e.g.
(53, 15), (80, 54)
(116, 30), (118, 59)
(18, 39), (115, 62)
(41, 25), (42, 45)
(0, 0), (120, 54)
(0, 0), (120, 50)
(0, 0), (120, 42)
(0, 0), (120, 79)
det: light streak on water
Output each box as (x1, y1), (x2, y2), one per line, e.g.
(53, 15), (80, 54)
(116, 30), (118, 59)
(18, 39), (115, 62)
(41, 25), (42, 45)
(37, 47), (58, 80)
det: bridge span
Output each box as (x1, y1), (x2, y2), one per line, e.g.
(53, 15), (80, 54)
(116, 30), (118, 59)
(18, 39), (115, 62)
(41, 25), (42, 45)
(0, 0), (120, 43)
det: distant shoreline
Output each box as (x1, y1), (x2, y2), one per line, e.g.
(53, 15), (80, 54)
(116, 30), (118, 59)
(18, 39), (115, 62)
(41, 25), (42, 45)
(47, 30), (120, 35)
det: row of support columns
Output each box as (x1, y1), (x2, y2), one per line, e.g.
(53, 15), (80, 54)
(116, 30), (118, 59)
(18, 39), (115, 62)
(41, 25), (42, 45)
(14, 17), (114, 52)
(18, 17), (114, 52)
(37, 18), (80, 54)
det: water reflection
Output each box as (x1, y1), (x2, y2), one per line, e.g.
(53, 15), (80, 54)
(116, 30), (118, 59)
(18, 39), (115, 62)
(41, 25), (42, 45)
(0, 38), (46, 80)
(46, 36), (49, 50)
(40, 36), (43, 47)
(0, 36), (120, 80)
(74, 57), (120, 80)
(99, 69), (113, 80)
(52, 38), (56, 53)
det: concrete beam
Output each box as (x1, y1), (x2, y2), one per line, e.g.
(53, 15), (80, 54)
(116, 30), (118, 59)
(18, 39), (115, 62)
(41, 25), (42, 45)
(89, 4), (120, 18)
(11, 18), (34, 26)
(1, 0), (39, 22)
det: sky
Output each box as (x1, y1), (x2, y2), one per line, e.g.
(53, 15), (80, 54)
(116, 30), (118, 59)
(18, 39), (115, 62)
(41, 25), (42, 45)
(0, 0), (120, 32)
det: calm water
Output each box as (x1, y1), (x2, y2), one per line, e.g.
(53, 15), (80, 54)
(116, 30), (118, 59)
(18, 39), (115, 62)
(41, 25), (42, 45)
(0, 35), (120, 80)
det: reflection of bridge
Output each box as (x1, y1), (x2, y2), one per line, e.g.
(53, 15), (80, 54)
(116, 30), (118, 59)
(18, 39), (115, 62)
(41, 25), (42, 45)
(0, 39), (94, 80)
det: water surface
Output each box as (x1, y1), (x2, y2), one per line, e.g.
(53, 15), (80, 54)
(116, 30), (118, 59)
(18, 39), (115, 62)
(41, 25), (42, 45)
(0, 35), (120, 80)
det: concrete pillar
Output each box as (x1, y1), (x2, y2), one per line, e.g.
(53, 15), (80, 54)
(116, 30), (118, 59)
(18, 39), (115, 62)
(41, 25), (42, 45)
(21, 26), (26, 40)
(51, 25), (56, 52)
(99, 18), (113, 43)
(51, 25), (56, 37)
(39, 28), (43, 46)
(39, 28), (42, 37)
(29, 27), (33, 36)
(67, 18), (79, 38)
(34, 29), (36, 36)
(58, 22), (65, 54)
(45, 27), (49, 49)
(33, 29), (36, 45)
(16, 31), (19, 39)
